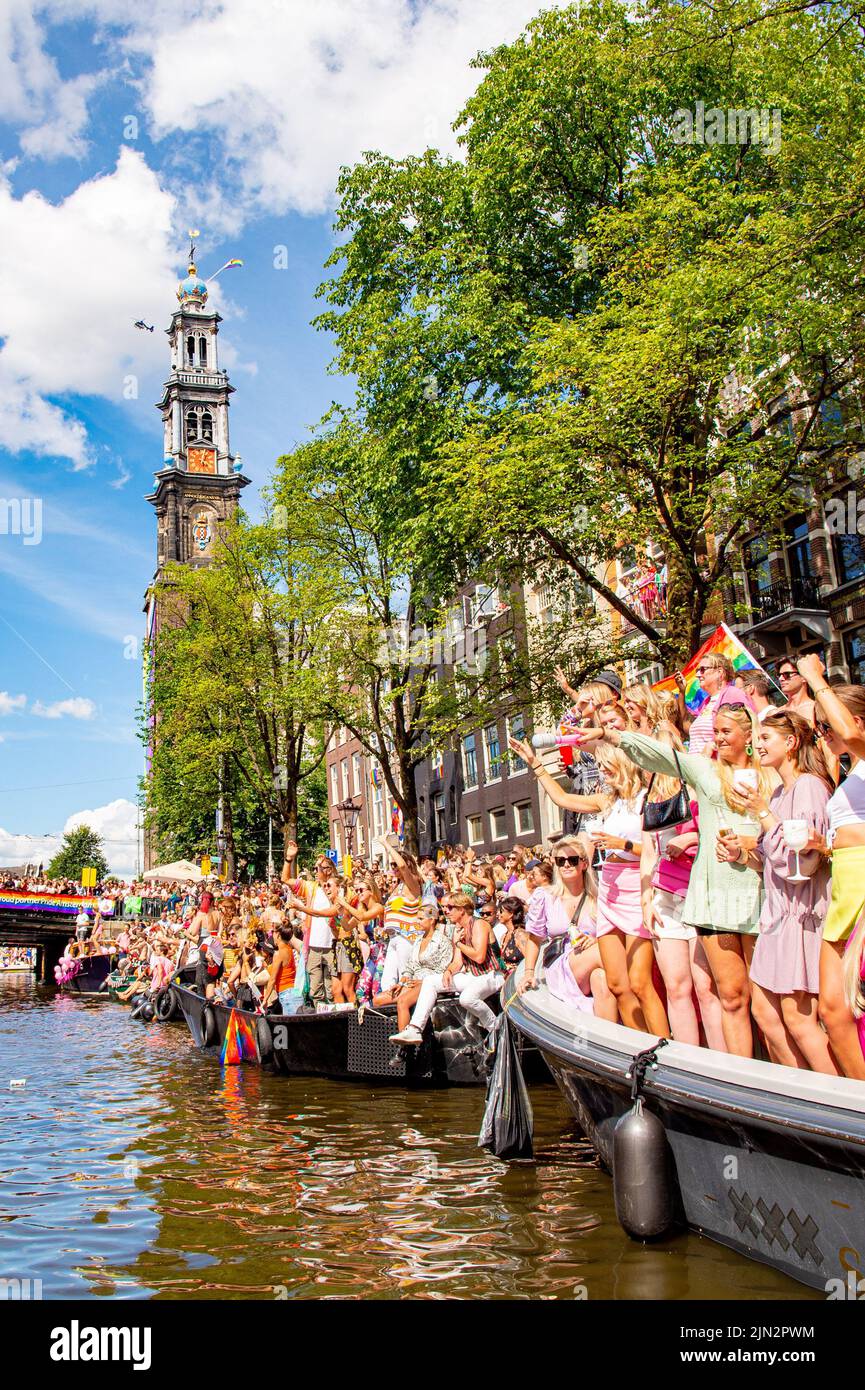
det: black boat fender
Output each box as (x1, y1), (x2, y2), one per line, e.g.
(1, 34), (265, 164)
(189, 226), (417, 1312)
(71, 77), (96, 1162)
(200, 1003), (218, 1048)
(154, 987), (178, 1022)
(613, 1039), (676, 1240)
(256, 1015), (273, 1062)
(129, 993), (149, 1020)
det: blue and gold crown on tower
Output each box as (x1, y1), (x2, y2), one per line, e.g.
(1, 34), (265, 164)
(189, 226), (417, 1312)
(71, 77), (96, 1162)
(177, 262), (208, 306)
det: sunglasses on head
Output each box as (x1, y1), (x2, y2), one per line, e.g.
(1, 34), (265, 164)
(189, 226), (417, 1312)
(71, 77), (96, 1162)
(555, 854), (586, 867)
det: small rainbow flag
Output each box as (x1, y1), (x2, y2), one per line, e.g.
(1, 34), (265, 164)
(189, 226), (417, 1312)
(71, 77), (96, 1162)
(370, 766), (382, 789)
(653, 622), (766, 713)
(220, 1008), (259, 1065)
(206, 258), (244, 283)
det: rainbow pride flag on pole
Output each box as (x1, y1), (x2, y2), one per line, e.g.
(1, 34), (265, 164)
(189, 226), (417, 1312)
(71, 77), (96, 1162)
(653, 623), (768, 714)
(220, 1008), (260, 1065)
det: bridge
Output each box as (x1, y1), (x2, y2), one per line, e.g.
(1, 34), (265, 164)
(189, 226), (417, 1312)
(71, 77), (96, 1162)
(0, 891), (101, 981)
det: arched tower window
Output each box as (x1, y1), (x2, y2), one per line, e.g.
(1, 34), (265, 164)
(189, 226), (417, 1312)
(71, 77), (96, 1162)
(186, 334), (195, 367)
(198, 336), (207, 368)
(200, 410), (213, 442)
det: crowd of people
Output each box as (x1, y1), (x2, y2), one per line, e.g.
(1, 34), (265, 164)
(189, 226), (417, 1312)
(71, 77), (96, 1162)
(503, 651), (865, 1082)
(11, 648), (865, 1084)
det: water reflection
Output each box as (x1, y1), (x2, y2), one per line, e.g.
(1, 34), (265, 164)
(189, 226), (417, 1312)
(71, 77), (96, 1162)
(0, 977), (816, 1300)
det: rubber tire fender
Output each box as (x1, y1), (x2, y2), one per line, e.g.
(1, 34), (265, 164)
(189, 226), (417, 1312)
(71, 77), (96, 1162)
(200, 1003), (218, 1048)
(256, 1015), (273, 1062)
(155, 987), (178, 1022)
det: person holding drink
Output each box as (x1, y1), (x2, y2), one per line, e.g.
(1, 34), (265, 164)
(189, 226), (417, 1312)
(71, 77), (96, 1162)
(509, 735), (667, 1034)
(543, 702), (769, 1058)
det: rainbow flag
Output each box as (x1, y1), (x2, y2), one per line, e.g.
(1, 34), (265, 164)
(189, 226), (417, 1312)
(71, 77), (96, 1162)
(653, 623), (766, 713)
(370, 766), (382, 789)
(220, 1008), (259, 1065)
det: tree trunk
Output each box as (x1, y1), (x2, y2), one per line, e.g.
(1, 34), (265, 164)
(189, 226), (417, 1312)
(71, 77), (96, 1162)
(659, 550), (707, 668)
(398, 749), (420, 857)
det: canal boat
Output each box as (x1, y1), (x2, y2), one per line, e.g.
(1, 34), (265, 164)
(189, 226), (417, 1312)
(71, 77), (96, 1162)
(173, 981), (545, 1086)
(58, 953), (113, 996)
(505, 958), (865, 1293)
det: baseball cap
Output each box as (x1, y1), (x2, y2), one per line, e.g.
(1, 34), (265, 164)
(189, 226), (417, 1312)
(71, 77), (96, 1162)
(596, 668), (622, 696)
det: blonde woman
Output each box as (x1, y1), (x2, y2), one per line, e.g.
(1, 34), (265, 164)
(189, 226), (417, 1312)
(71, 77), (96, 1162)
(639, 725), (721, 1048)
(622, 684), (664, 735)
(509, 736), (667, 1034)
(796, 656), (865, 1078)
(574, 703), (769, 1058)
(521, 834), (616, 1021)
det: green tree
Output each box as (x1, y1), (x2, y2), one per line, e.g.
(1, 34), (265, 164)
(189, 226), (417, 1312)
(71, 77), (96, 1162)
(146, 510), (342, 863)
(47, 825), (109, 883)
(319, 0), (865, 667)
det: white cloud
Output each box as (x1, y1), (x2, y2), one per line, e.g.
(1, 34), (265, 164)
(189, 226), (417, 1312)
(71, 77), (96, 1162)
(0, 797), (139, 878)
(31, 697), (97, 720)
(0, 148), (176, 464)
(65, 798), (139, 878)
(0, 692), (26, 715)
(133, 0), (551, 217)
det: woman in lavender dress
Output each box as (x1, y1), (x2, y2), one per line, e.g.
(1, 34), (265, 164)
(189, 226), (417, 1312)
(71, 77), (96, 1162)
(731, 710), (836, 1073)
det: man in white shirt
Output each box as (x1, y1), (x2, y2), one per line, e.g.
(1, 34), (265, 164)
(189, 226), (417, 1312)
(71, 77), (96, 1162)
(75, 908), (91, 941)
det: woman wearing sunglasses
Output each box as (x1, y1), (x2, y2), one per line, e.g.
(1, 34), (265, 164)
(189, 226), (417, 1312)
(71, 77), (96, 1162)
(795, 655), (865, 1078)
(519, 836), (616, 1020)
(686, 653), (740, 755)
(509, 736), (665, 1033)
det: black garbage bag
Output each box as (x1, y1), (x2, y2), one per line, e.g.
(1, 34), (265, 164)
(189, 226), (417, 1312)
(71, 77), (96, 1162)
(478, 1012), (534, 1160)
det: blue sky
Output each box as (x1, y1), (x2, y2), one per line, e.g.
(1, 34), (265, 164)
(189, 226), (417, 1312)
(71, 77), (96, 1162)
(0, 0), (552, 875)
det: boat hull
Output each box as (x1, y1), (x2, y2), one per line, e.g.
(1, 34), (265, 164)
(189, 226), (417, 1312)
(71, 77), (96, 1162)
(506, 971), (865, 1292)
(59, 955), (112, 996)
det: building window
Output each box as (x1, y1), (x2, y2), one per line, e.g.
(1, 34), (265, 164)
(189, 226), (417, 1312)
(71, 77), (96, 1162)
(352, 752), (362, 796)
(330, 763), (339, 805)
(333, 822), (343, 856)
(466, 814), (483, 846)
(830, 493), (865, 586)
(462, 733), (478, 790)
(341, 758), (349, 799)
(744, 534), (771, 610)
(514, 802), (535, 836)
(432, 791), (446, 842)
(483, 723), (502, 781)
(489, 807), (508, 841)
(199, 409), (213, 442)
(198, 336), (207, 368)
(507, 713), (528, 773)
(846, 627), (865, 684)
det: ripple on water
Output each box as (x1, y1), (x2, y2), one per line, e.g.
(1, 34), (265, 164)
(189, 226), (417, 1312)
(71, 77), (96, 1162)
(0, 977), (817, 1300)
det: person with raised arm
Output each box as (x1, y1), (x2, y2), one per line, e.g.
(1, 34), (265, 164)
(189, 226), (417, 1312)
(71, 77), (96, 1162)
(795, 654), (865, 1078)
(525, 702), (770, 1059)
(508, 735), (667, 1035)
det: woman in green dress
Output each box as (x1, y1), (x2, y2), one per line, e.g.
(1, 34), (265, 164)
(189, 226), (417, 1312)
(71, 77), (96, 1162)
(573, 702), (772, 1058)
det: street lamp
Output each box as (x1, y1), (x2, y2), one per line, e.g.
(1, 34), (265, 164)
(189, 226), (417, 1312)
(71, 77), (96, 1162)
(336, 795), (362, 858)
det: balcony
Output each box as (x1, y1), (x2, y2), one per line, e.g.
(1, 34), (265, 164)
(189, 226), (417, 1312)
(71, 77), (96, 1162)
(743, 575), (831, 653)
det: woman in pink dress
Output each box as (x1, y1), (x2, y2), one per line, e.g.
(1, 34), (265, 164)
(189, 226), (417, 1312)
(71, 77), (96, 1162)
(518, 836), (615, 1019)
(733, 710), (836, 1073)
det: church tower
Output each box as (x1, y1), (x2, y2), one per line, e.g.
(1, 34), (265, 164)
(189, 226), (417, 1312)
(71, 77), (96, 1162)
(145, 245), (250, 612)
(142, 246), (250, 870)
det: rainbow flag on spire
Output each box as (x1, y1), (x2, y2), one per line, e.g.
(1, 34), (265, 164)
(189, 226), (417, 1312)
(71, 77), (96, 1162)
(653, 623), (768, 714)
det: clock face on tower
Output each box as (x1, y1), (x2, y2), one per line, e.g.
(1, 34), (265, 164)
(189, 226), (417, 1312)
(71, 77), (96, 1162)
(187, 446), (217, 474)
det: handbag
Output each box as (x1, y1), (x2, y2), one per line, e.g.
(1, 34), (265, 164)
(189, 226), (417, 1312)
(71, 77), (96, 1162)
(642, 749), (691, 831)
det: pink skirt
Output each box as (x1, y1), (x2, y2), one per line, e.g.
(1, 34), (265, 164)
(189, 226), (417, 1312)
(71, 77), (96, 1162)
(596, 859), (649, 939)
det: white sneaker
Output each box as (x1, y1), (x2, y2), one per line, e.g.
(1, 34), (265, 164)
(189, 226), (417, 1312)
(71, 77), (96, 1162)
(389, 1025), (423, 1045)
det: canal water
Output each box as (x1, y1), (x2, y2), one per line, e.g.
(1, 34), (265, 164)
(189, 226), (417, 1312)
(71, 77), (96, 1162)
(0, 975), (816, 1300)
